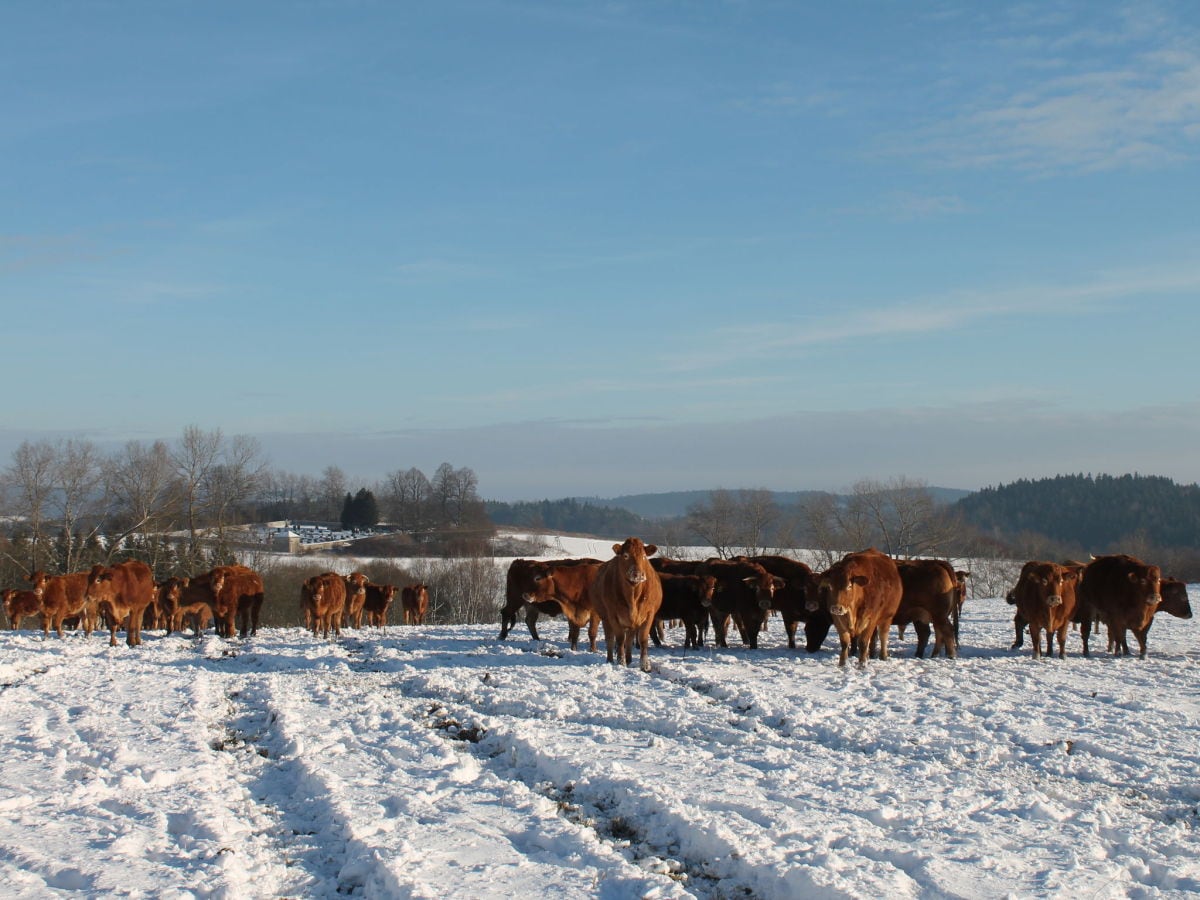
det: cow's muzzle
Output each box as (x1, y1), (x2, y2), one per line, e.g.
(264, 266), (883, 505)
(1046, 595), (1062, 608)
(830, 604), (849, 617)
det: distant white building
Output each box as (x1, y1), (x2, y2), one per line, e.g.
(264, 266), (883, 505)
(271, 530), (301, 553)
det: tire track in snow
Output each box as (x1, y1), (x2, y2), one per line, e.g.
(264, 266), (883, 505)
(391, 656), (915, 899)
(227, 650), (690, 899)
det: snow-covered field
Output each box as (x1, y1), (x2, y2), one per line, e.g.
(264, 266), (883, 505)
(0, 579), (1197, 898)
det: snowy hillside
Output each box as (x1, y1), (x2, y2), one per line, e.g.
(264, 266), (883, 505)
(0, 589), (1197, 898)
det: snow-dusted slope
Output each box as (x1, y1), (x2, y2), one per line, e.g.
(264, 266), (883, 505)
(0, 592), (1196, 898)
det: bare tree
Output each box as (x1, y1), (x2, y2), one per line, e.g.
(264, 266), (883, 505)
(737, 488), (779, 557)
(205, 434), (268, 543)
(49, 438), (104, 572)
(104, 439), (181, 569)
(431, 462), (457, 527)
(171, 426), (223, 561)
(850, 476), (956, 558)
(804, 477), (956, 566)
(318, 466), (347, 521)
(383, 467), (433, 532)
(686, 489), (741, 558)
(450, 465), (481, 527)
(801, 493), (846, 571)
(1, 440), (58, 572)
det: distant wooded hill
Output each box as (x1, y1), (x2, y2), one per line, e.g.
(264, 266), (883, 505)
(954, 473), (1200, 551)
(485, 486), (972, 536)
(487, 476), (1200, 555)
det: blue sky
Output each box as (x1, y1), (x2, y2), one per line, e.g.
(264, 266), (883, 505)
(3, 1), (1199, 500)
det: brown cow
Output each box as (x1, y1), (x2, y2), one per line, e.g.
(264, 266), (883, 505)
(27, 571), (93, 638)
(589, 538), (663, 671)
(499, 558), (601, 640)
(84, 560), (156, 647)
(700, 558), (782, 649)
(156, 576), (215, 637)
(651, 572), (716, 649)
(343, 572), (370, 629)
(818, 548), (903, 668)
(208, 565), (265, 639)
(894, 559), (959, 659)
(2, 588), (43, 631)
(401, 583), (430, 625)
(1106, 574), (1191, 655)
(302, 572), (346, 639)
(1009, 560), (1080, 660)
(750, 555), (827, 652)
(511, 560), (602, 650)
(953, 570), (970, 639)
(1077, 554), (1163, 658)
(362, 582), (398, 627)
(506, 561), (561, 643)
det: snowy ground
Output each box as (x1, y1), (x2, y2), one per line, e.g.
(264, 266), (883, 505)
(0, 584), (1197, 899)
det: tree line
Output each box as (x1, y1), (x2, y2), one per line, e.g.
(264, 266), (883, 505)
(0, 427), (490, 585)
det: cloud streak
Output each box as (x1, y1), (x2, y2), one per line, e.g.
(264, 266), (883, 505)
(898, 18), (1200, 173)
(663, 262), (1200, 372)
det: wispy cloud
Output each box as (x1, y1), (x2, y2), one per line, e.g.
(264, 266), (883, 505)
(898, 18), (1200, 173)
(839, 191), (967, 221)
(663, 262), (1200, 371)
(389, 258), (492, 283)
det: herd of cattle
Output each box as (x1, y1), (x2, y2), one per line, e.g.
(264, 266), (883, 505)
(499, 541), (1194, 669)
(0, 561), (431, 646)
(1, 543), (1192, 667)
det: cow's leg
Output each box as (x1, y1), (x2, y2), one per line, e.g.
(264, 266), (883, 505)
(522, 606), (539, 640)
(856, 629), (872, 667)
(1055, 623), (1069, 659)
(1080, 616), (1092, 657)
(1030, 623), (1043, 659)
(1011, 613), (1025, 650)
(783, 617), (798, 650)
(804, 619), (831, 653)
(710, 611), (729, 648)
(567, 621), (581, 650)
(877, 621), (893, 661)
(637, 622), (653, 671)
(914, 621), (931, 658)
(1133, 626), (1150, 659)
(598, 617), (614, 664)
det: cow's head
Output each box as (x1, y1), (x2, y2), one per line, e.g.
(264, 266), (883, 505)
(26, 571), (49, 598)
(1128, 564), (1162, 606)
(819, 561), (872, 620)
(346, 573), (368, 597)
(306, 577), (326, 605)
(522, 564), (557, 604)
(698, 575), (717, 608)
(1158, 578), (1192, 619)
(157, 578), (186, 616)
(84, 565), (116, 603)
(612, 538), (656, 585)
(1022, 563), (1077, 608)
(744, 570), (784, 610)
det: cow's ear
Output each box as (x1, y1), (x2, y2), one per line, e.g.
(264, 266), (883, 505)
(612, 544), (622, 555)
(742, 576), (758, 588)
(644, 544), (657, 557)
(773, 576), (787, 590)
(181, 577), (190, 587)
(1128, 572), (1138, 582)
